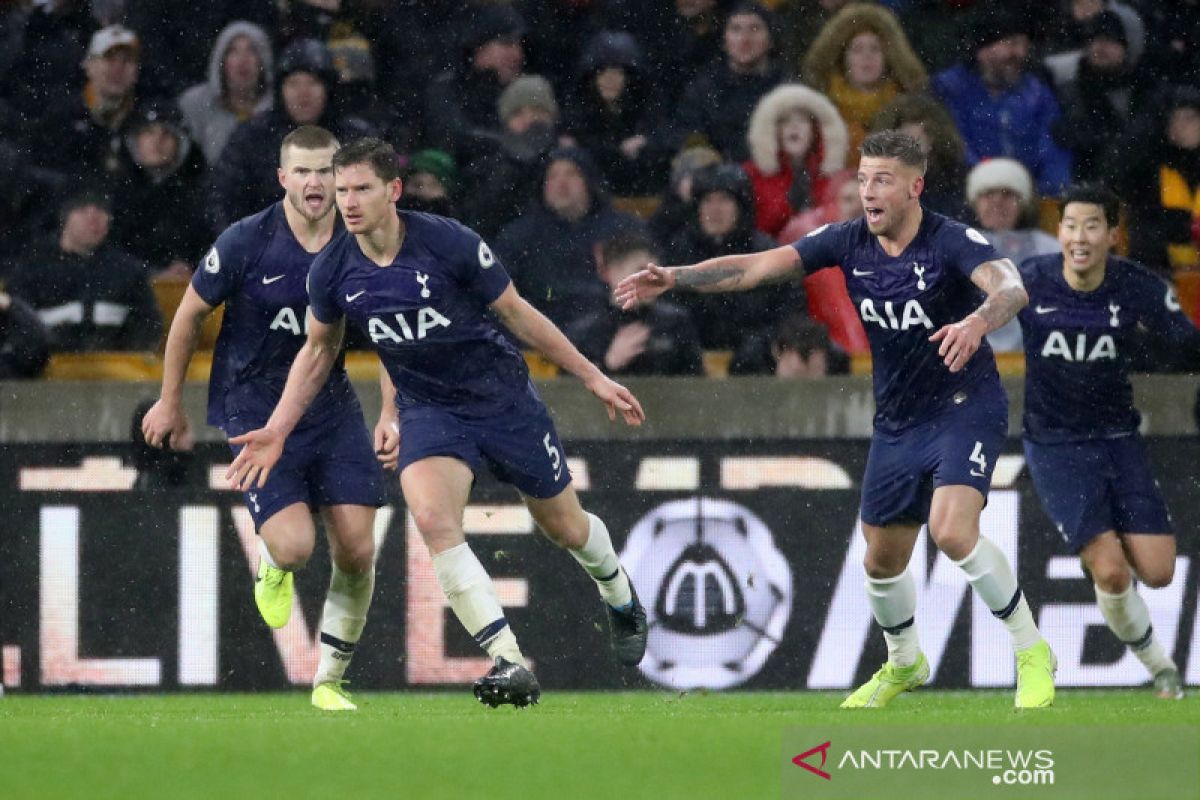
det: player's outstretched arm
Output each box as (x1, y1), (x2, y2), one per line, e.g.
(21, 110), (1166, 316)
(226, 313), (346, 490)
(375, 363), (400, 471)
(490, 285), (645, 426)
(613, 245), (801, 310)
(142, 285), (214, 451)
(930, 257), (1028, 373)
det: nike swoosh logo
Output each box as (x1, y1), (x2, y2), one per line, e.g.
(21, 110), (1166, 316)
(1035, 306), (1056, 314)
(970, 469), (987, 478)
(262, 275), (285, 284)
(852, 268), (873, 277)
(345, 291), (365, 302)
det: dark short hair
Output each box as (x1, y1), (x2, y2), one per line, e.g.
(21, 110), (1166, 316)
(601, 232), (659, 266)
(860, 130), (927, 174)
(279, 125), (339, 164)
(772, 314), (831, 359)
(332, 138), (402, 182)
(1060, 183), (1120, 227)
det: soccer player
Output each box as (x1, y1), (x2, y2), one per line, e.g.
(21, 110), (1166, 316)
(1018, 184), (1199, 700)
(617, 130), (1057, 709)
(142, 126), (386, 711)
(226, 138), (649, 708)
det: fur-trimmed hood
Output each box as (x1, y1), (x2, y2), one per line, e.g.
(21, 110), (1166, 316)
(802, 3), (927, 93)
(745, 83), (849, 176)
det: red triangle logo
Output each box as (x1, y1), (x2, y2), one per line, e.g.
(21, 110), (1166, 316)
(792, 740), (832, 780)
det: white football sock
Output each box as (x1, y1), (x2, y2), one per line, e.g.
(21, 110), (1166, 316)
(313, 562), (375, 686)
(865, 571), (920, 667)
(1095, 583), (1176, 676)
(954, 536), (1041, 652)
(568, 513), (633, 608)
(258, 537), (282, 570)
(432, 543), (525, 667)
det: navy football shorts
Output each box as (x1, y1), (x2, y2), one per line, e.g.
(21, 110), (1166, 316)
(859, 388), (1007, 527)
(1024, 434), (1172, 553)
(396, 394), (571, 499)
(228, 407), (387, 529)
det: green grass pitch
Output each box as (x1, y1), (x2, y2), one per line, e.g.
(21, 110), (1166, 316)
(0, 690), (1196, 799)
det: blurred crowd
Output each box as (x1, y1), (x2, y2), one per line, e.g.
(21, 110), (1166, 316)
(0, 0), (1197, 381)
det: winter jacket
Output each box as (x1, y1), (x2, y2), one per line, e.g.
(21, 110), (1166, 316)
(931, 64), (1072, 196)
(0, 294), (51, 378)
(5, 240), (161, 352)
(565, 301), (704, 377)
(177, 21), (275, 165)
(742, 84), (849, 236)
(666, 59), (788, 162)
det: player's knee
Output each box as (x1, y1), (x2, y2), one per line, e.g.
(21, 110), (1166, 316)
(1137, 562), (1174, 589)
(334, 540), (376, 575)
(534, 508), (588, 549)
(862, 555), (904, 580)
(270, 542), (312, 572)
(1090, 558), (1132, 593)
(410, 507), (458, 542)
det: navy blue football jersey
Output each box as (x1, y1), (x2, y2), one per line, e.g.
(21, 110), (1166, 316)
(792, 211), (1004, 432)
(192, 203), (356, 430)
(1019, 254), (1200, 443)
(308, 211), (530, 417)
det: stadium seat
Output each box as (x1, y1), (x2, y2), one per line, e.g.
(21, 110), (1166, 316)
(1175, 272), (1200, 326)
(611, 196), (662, 220)
(152, 277), (224, 352)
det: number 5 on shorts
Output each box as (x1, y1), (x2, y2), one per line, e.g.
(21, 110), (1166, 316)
(543, 432), (562, 475)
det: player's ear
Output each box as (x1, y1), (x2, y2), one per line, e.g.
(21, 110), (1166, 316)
(910, 173), (925, 199)
(389, 177), (403, 203)
(277, 167), (287, 190)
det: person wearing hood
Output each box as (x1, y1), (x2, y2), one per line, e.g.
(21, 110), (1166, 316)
(459, 74), (564, 240)
(207, 38), (375, 233)
(802, 3), (928, 163)
(664, 162), (799, 350)
(648, 144), (723, 248)
(424, 5), (526, 167)
(1051, 11), (1154, 183)
(562, 30), (667, 197)
(494, 146), (645, 327)
(868, 92), (969, 218)
(177, 20), (274, 165)
(931, 9), (1073, 197)
(1109, 85), (1200, 276)
(110, 101), (209, 276)
(742, 83), (849, 237)
(665, 2), (787, 163)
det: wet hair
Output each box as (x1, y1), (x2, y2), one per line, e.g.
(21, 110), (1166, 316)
(332, 137), (402, 182)
(772, 314), (832, 358)
(859, 129), (927, 174)
(279, 125), (338, 165)
(601, 232), (659, 266)
(1059, 183), (1120, 228)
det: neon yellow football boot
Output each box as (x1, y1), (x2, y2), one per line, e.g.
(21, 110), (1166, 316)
(841, 652), (930, 708)
(1015, 639), (1056, 709)
(254, 559), (293, 629)
(312, 681), (357, 711)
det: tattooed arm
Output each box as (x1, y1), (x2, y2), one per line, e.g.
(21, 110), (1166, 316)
(613, 245), (801, 309)
(930, 258), (1028, 373)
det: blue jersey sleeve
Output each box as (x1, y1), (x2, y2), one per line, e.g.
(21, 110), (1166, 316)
(1133, 268), (1200, 351)
(307, 243), (344, 324)
(191, 223), (252, 306)
(450, 221), (512, 304)
(790, 222), (847, 275)
(941, 221), (1000, 279)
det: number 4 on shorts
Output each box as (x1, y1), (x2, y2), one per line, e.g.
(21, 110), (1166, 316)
(969, 441), (987, 477)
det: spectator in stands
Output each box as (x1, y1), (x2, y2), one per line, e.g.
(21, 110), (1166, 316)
(1139, 0), (1200, 86)
(1043, 0), (1145, 79)
(460, 74), (562, 239)
(110, 101), (208, 277)
(965, 158), (1060, 352)
(0, 288), (51, 379)
(610, 0), (724, 112)
(207, 38), (375, 233)
(666, 2), (786, 163)
(1050, 11), (1153, 183)
(801, 3), (927, 162)
(495, 146), (645, 327)
(868, 92), (969, 218)
(731, 312), (848, 376)
(177, 20), (274, 165)
(665, 163), (797, 350)
(566, 233), (703, 376)
(30, 24), (145, 183)
(424, 5), (526, 166)
(648, 144), (723, 248)
(5, 190), (161, 352)
(742, 83), (849, 237)
(563, 31), (666, 197)
(932, 8), (1073, 196)
(1111, 86), (1200, 276)
(399, 149), (459, 218)
(2, 0), (97, 121)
